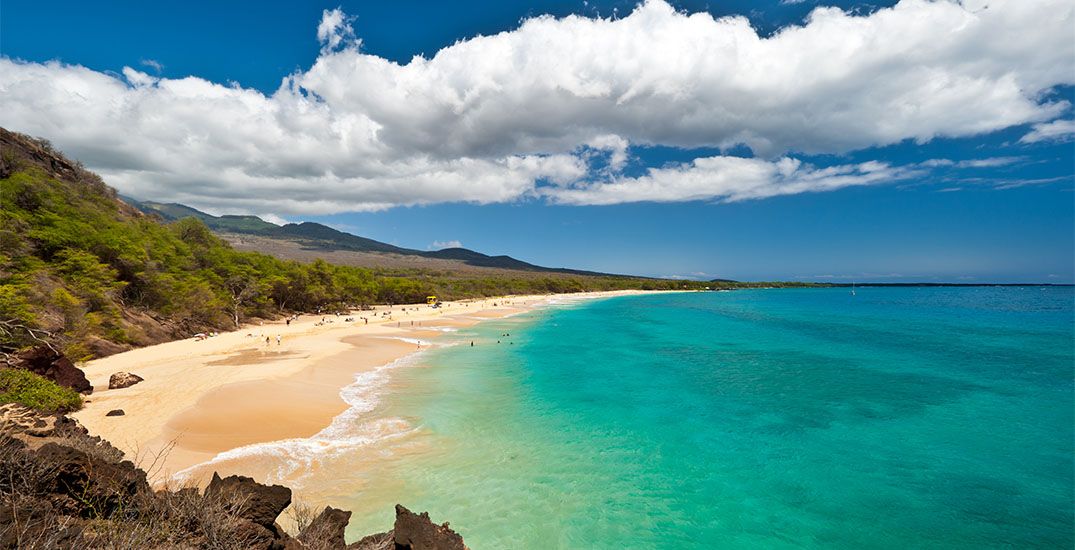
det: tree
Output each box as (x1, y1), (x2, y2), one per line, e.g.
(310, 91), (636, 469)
(224, 275), (259, 328)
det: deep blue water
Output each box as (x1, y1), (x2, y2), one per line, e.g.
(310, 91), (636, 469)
(347, 287), (1074, 548)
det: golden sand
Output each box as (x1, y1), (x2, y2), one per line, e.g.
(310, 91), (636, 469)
(73, 291), (660, 482)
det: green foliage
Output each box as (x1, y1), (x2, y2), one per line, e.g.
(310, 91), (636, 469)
(0, 368), (83, 413)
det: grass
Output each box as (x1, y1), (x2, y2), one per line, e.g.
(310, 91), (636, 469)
(0, 368), (83, 413)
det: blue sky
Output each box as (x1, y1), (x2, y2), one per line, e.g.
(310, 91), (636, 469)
(2, 0), (1073, 281)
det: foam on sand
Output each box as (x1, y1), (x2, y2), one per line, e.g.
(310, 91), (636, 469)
(173, 351), (426, 485)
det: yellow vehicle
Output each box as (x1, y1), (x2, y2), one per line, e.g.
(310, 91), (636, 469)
(426, 296), (438, 305)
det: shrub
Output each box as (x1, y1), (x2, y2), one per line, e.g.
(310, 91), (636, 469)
(0, 368), (83, 412)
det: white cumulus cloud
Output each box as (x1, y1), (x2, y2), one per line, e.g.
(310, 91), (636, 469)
(0, 0), (1071, 214)
(316, 8), (358, 54)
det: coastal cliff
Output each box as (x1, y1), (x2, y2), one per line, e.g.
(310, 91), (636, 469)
(0, 403), (467, 549)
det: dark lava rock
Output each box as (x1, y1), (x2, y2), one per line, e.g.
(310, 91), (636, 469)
(34, 441), (149, 518)
(205, 473), (292, 530)
(13, 345), (92, 394)
(105, 409), (125, 417)
(0, 499), (82, 548)
(299, 506), (352, 548)
(393, 504), (467, 550)
(0, 403), (59, 437)
(108, 372), (144, 390)
(347, 531), (393, 549)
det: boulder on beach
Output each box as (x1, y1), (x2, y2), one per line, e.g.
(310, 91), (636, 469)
(12, 345), (92, 394)
(108, 372), (143, 390)
(105, 409), (125, 417)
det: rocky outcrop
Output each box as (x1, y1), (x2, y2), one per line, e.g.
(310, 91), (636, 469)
(300, 506), (352, 548)
(105, 409), (125, 416)
(205, 472), (293, 541)
(392, 505), (468, 550)
(11, 345), (91, 394)
(348, 531), (394, 550)
(32, 440), (149, 518)
(108, 371), (143, 389)
(0, 404), (147, 544)
(0, 402), (61, 437)
(0, 498), (83, 549)
(0, 405), (470, 549)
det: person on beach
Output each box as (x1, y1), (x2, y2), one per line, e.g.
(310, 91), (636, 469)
(286, 318), (290, 326)
(265, 336), (270, 346)
(276, 335), (281, 345)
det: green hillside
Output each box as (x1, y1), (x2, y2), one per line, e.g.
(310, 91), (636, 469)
(128, 199), (281, 233)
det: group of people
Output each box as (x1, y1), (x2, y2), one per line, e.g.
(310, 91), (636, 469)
(470, 332), (514, 346)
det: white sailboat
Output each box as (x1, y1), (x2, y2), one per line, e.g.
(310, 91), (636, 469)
(851, 281), (856, 296)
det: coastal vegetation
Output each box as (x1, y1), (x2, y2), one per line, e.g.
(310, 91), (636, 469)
(0, 368), (82, 413)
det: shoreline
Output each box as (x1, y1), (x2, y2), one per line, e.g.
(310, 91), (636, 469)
(73, 290), (670, 483)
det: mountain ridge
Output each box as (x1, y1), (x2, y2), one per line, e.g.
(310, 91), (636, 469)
(124, 198), (623, 277)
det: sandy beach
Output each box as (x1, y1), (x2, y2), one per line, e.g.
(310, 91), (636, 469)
(73, 290), (657, 483)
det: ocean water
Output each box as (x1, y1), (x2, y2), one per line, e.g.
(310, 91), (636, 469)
(317, 288), (1073, 548)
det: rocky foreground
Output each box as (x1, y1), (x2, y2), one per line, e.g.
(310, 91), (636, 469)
(0, 404), (467, 549)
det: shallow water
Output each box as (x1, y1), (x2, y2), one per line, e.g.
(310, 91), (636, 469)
(283, 288), (1072, 548)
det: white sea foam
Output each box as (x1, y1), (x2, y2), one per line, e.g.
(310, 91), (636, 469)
(384, 336), (426, 346)
(541, 295), (596, 309)
(172, 351), (426, 485)
(423, 326), (458, 332)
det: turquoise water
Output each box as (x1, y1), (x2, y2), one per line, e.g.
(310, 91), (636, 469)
(343, 288), (1074, 548)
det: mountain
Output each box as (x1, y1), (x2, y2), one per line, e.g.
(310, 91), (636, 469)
(123, 198), (616, 276)
(124, 198), (281, 234)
